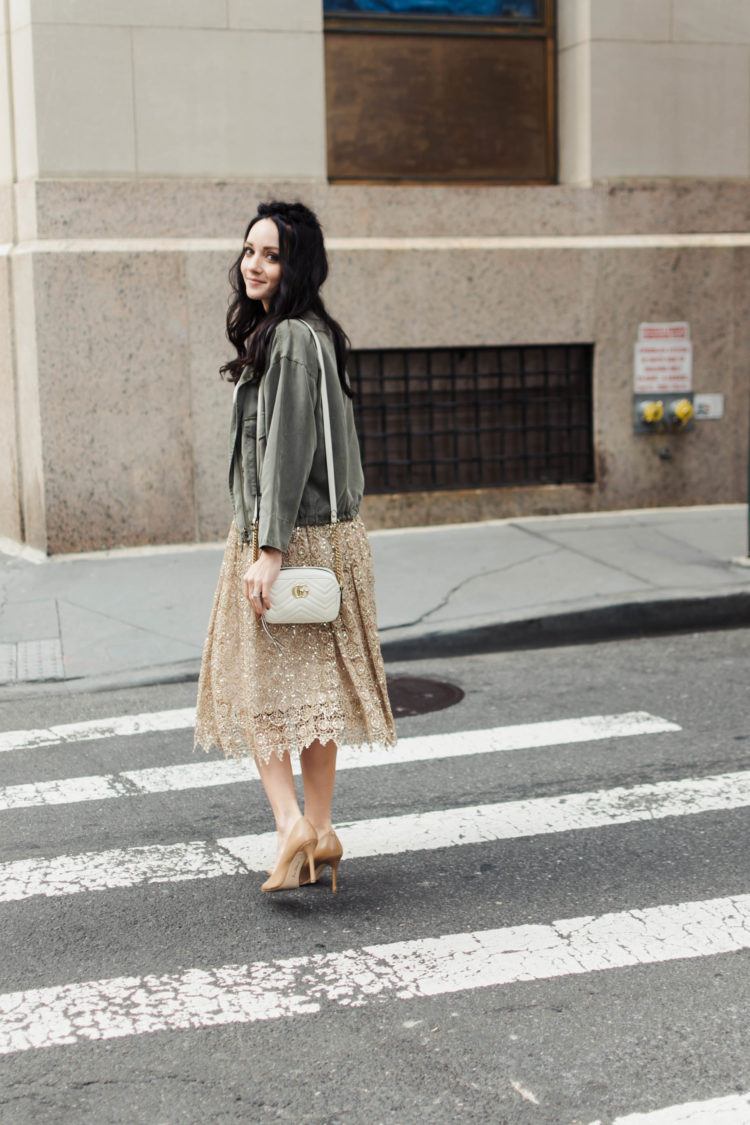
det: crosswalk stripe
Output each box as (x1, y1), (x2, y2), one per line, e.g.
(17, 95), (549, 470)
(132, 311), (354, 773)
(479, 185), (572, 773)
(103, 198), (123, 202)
(2, 892), (749, 1055)
(3, 769), (748, 903)
(0, 840), (246, 902)
(588, 1090), (750, 1124)
(0, 708), (197, 754)
(0, 707), (679, 757)
(0, 711), (680, 811)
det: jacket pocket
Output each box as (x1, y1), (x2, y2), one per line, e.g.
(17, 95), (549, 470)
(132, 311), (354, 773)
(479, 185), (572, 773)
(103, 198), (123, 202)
(239, 420), (257, 501)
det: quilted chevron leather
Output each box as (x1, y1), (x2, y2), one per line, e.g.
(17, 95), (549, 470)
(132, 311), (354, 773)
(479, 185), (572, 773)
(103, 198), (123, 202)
(265, 566), (342, 625)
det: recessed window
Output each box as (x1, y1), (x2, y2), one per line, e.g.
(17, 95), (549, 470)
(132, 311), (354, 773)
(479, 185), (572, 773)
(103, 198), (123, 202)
(349, 343), (594, 494)
(324, 0), (556, 182)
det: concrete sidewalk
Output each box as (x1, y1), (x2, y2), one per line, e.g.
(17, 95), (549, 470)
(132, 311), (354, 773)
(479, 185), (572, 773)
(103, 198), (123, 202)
(1, 504), (749, 694)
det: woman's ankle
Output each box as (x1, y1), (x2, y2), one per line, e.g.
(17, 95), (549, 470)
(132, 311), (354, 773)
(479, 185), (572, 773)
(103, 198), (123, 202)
(275, 810), (303, 837)
(305, 817), (333, 837)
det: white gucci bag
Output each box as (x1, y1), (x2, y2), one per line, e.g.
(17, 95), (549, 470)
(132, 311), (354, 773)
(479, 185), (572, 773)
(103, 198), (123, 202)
(264, 566), (342, 625)
(252, 320), (343, 632)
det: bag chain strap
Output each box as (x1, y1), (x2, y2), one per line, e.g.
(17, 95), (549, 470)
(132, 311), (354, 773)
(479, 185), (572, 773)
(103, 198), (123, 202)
(252, 320), (343, 588)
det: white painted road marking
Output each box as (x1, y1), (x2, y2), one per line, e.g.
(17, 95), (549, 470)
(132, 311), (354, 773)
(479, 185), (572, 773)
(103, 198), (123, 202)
(0, 708), (197, 754)
(2, 893), (749, 1054)
(588, 1090), (750, 1123)
(2, 769), (748, 902)
(0, 841), (246, 901)
(0, 711), (680, 809)
(0, 708), (678, 757)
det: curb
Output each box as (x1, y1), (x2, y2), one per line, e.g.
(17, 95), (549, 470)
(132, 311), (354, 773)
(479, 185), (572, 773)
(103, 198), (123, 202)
(0, 659), (202, 702)
(1, 591), (749, 699)
(379, 591), (750, 661)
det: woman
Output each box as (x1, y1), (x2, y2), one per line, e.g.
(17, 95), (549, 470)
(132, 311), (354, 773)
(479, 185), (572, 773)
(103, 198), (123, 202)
(195, 201), (397, 893)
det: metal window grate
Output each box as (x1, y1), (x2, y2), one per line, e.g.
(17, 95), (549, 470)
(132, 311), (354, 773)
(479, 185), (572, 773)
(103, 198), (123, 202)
(348, 344), (595, 494)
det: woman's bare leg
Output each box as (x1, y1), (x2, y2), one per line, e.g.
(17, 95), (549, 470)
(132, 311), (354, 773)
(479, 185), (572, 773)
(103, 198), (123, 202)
(255, 752), (303, 865)
(300, 738), (337, 834)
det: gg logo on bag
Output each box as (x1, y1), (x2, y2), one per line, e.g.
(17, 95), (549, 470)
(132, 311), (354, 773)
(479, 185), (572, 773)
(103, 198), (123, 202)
(291, 584), (310, 599)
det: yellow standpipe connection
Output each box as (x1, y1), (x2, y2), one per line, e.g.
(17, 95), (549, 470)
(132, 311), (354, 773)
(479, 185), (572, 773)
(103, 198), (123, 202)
(671, 398), (694, 429)
(640, 400), (664, 425)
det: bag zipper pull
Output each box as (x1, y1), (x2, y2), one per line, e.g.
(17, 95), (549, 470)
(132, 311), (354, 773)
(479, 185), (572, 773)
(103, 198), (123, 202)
(261, 617), (283, 651)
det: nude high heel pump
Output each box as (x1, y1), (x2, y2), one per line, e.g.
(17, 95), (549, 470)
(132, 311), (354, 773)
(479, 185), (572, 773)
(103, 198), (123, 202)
(261, 817), (317, 893)
(300, 829), (344, 893)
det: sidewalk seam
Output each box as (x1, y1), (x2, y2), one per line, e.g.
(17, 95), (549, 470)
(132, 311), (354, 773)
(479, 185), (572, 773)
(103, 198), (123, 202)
(57, 596), (205, 652)
(509, 522), (661, 589)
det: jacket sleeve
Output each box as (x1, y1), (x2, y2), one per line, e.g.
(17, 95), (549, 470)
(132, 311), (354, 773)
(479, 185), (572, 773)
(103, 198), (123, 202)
(257, 329), (318, 552)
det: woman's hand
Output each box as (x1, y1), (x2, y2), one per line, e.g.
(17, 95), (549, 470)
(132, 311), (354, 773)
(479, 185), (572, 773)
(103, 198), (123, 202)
(243, 547), (283, 616)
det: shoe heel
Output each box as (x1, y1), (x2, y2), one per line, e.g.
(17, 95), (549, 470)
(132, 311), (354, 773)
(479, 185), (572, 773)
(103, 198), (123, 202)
(305, 844), (317, 884)
(329, 858), (340, 894)
(261, 816), (318, 893)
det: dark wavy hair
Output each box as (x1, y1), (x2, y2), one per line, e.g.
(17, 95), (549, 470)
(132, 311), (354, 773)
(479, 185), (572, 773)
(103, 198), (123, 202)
(220, 201), (352, 396)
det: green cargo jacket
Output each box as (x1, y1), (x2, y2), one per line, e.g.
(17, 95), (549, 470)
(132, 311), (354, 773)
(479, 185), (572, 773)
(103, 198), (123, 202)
(228, 315), (365, 553)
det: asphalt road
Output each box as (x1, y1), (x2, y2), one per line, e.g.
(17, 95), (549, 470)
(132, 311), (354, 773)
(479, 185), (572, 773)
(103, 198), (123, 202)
(1, 627), (749, 1125)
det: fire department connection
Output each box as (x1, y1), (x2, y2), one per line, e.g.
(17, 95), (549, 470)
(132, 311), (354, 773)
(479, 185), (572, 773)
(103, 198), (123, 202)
(633, 322), (696, 435)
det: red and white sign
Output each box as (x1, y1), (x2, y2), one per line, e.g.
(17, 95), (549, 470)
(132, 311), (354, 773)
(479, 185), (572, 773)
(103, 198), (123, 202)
(634, 342), (692, 393)
(634, 323), (692, 393)
(638, 322), (690, 342)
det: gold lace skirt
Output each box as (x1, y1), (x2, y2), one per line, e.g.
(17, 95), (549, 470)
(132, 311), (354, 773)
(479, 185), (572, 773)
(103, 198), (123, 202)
(194, 516), (397, 765)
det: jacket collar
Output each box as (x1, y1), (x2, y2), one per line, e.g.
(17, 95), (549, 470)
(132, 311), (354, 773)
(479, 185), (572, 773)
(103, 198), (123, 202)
(235, 364), (255, 393)
(233, 313), (325, 395)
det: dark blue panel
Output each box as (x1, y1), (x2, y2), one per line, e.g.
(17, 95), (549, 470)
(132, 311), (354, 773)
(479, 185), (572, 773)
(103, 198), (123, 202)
(324, 1), (540, 17)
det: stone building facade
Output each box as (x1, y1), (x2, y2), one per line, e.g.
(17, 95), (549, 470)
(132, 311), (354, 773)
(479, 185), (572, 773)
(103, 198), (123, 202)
(1, 0), (749, 553)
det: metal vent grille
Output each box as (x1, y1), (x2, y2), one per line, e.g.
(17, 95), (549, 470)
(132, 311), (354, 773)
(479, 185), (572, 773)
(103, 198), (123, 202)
(349, 344), (595, 494)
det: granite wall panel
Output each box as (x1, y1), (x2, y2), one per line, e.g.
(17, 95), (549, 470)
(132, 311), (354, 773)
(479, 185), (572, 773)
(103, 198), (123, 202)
(21, 180), (607, 241)
(325, 248), (598, 351)
(18, 180), (750, 244)
(31, 250), (196, 552)
(591, 246), (741, 510)
(10, 250), (45, 549)
(185, 249), (236, 543)
(602, 180), (750, 236)
(360, 484), (597, 531)
(0, 253), (21, 541)
(729, 248), (750, 503)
